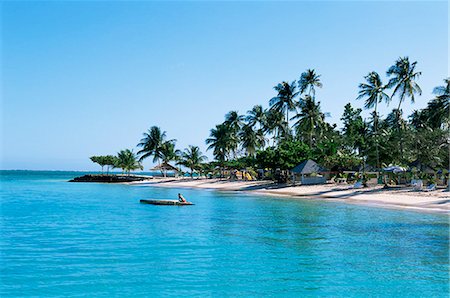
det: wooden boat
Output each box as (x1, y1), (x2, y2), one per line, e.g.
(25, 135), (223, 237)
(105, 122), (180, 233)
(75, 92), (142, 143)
(140, 199), (194, 206)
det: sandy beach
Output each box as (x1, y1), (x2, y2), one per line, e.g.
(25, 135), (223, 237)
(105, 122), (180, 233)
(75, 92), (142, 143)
(131, 178), (450, 214)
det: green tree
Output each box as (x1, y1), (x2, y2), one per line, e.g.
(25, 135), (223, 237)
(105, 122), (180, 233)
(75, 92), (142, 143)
(298, 69), (322, 99)
(178, 145), (207, 178)
(137, 126), (175, 168)
(291, 95), (325, 147)
(103, 155), (116, 175)
(159, 141), (180, 177)
(356, 71), (390, 169)
(340, 103), (367, 156)
(269, 81), (299, 123)
(246, 105), (266, 130)
(239, 124), (265, 156)
(90, 156), (106, 174)
(114, 149), (143, 176)
(386, 57), (422, 158)
(387, 57), (422, 110)
(206, 124), (231, 165)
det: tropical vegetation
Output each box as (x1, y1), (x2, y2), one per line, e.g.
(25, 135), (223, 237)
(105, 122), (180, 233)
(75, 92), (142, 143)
(89, 56), (448, 183)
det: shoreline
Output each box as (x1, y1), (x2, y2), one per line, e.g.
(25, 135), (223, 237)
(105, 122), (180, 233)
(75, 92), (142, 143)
(130, 178), (450, 214)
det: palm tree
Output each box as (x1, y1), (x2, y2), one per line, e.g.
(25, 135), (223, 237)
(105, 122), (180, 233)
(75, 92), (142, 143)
(239, 124), (266, 156)
(291, 95), (325, 147)
(137, 126), (175, 167)
(179, 146), (207, 178)
(223, 111), (244, 156)
(429, 78), (450, 129)
(114, 149), (143, 176)
(386, 57), (422, 159)
(298, 69), (322, 99)
(159, 141), (181, 177)
(387, 57), (422, 111)
(433, 78), (450, 98)
(206, 124), (231, 163)
(263, 109), (290, 145)
(246, 105), (266, 129)
(224, 111), (244, 132)
(356, 71), (390, 169)
(269, 81), (299, 123)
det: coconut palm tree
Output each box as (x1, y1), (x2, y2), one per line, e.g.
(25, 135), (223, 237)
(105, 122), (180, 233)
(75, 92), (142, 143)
(239, 124), (266, 156)
(298, 69), (322, 99)
(386, 57), (422, 159)
(387, 57), (422, 111)
(137, 126), (175, 167)
(429, 78), (450, 129)
(179, 145), (207, 178)
(356, 71), (390, 169)
(114, 149), (143, 176)
(433, 78), (450, 99)
(246, 105), (266, 129)
(206, 124), (231, 163)
(224, 111), (244, 132)
(158, 141), (181, 177)
(291, 95), (325, 147)
(269, 81), (299, 123)
(263, 109), (290, 146)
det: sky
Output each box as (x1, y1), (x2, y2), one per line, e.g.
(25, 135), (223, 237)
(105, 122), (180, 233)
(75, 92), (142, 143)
(1, 0), (448, 171)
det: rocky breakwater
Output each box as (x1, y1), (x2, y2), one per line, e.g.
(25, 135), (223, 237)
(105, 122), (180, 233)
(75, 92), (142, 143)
(69, 174), (152, 183)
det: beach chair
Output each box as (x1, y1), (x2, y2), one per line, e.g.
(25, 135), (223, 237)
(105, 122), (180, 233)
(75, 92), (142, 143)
(413, 180), (423, 191)
(423, 184), (436, 192)
(353, 181), (363, 189)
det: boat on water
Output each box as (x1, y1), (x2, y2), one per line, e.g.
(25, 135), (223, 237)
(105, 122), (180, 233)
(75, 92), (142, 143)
(140, 199), (194, 206)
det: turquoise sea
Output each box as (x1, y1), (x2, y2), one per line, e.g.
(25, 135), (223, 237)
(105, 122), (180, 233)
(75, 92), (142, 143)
(1, 171), (449, 297)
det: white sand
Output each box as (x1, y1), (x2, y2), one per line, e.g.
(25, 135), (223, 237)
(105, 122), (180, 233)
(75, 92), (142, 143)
(130, 178), (450, 214)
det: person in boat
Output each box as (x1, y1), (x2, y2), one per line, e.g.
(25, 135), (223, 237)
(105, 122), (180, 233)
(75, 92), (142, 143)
(178, 193), (187, 203)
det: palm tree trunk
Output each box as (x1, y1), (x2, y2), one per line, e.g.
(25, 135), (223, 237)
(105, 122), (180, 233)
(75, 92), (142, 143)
(396, 102), (404, 161)
(374, 104), (380, 171)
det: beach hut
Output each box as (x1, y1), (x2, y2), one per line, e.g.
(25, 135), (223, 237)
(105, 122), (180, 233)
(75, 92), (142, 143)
(291, 160), (327, 185)
(382, 165), (407, 185)
(151, 162), (179, 177)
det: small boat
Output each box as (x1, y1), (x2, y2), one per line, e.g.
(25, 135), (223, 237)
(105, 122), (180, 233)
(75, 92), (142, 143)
(140, 199), (194, 206)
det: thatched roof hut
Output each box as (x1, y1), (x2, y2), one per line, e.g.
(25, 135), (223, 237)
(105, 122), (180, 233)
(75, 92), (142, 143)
(151, 162), (179, 172)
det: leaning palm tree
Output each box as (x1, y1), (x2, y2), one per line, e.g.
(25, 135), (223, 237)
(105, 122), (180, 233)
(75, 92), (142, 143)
(206, 124), (231, 163)
(239, 124), (266, 156)
(137, 126), (175, 167)
(291, 95), (325, 147)
(159, 141), (181, 177)
(114, 149), (143, 176)
(429, 78), (450, 129)
(356, 71), (390, 170)
(178, 146), (207, 178)
(269, 81), (299, 124)
(298, 69), (322, 99)
(387, 57), (422, 111)
(245, 105), (266, 129)
(224, 111), (244, 132)
(263, 109), (290, 146)
(223, 111), (244, 157)
(433, 78), (450, 99)
(386, 57), (422, 159)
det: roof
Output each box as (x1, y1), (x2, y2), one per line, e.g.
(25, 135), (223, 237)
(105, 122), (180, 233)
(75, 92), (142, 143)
(292, 160), (327, 174)
(408, 160), (436, 173)
(151, 162), (179, 172)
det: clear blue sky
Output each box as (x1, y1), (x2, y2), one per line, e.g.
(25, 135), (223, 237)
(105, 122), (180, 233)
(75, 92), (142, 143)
(1, 1), (448, 170)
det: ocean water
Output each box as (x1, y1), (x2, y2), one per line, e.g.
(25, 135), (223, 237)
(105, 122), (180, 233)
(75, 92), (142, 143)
(1, 171), (449, 297)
